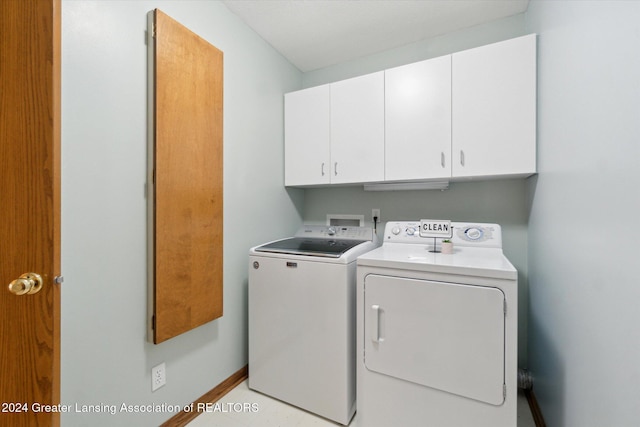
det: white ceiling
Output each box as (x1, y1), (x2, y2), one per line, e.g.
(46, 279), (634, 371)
(222, 0), (530, 72)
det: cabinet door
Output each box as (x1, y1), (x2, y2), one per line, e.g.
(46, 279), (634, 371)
(385, 55), (452, 181)
(452, 34), (536, 178)
(284, 85), (331, 186)
(330, 72), (385, 184)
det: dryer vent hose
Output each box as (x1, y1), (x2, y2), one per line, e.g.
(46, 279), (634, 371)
(518, 368), (533, 390)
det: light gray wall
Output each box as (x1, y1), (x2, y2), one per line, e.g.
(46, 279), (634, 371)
(303, 13), (527, 87)
(300, 15), (531, 367)
(61, 1), (302, 425)
(525, 1), (640, 426)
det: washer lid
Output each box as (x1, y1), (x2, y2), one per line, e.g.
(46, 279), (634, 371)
(254, 237), (367, 258)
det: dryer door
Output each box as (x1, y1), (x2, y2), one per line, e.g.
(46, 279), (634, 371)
(364, 275), (505, 405)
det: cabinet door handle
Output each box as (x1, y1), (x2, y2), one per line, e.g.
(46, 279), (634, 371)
(321, 162), (325, 176)
(460, 150), (465, 167)
(334, 162), (338, 176)
(441, 152), (445, 168)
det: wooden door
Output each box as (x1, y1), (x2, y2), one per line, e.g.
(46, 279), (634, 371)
(148, 10), (224, 344)
(0, 0), (61, 426)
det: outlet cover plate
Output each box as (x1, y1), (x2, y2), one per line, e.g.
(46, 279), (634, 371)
(152, 362), (166, 391)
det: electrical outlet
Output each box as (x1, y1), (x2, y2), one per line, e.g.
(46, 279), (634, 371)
(151, 362), (166, 392)
(372, 209), (381, 221)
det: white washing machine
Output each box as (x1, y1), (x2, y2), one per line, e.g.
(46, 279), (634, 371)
(356, 221), (518, 427)
(249, 225), (378, 425)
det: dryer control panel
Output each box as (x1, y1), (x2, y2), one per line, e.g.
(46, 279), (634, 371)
(383, 221), (502, 248)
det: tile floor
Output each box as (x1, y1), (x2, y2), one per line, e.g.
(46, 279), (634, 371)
(187, 380), (537, 427)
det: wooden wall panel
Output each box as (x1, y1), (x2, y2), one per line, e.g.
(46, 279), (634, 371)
(150, 9), (223, 344)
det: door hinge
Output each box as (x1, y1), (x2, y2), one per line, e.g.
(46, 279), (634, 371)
(151, 315), (156, 330)
(146, 23), (156, 45)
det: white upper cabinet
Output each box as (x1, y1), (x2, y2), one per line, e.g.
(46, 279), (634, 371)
(385, 55), (452, 181)
(330, 71), (385, 184)
(283, 35), (536, 188)
(284, 85), (331, 186)
(452, 34), (537, 178)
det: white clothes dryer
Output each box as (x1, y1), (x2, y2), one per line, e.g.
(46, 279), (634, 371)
(356, 221), (518, 427)
(249, 225), (378, 425)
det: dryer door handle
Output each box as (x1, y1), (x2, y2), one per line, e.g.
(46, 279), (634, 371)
(370, 305), (383, 343)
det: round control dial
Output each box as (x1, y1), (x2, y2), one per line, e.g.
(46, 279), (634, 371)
(465, 227), (483, 240)
(406, 227), (417, 236)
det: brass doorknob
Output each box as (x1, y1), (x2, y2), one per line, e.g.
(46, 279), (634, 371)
(8, 273), (43, 295)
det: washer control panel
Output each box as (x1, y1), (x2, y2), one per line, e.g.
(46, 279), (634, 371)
(295, 225), (374, 241)
(384, 221), (501, 248)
